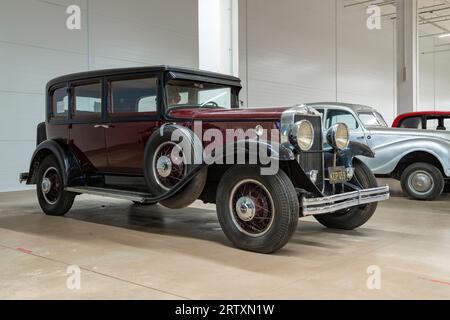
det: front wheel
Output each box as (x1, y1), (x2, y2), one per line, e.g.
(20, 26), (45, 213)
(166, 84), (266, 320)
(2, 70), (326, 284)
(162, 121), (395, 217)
(36, 155), (75, 216)
(314, 161), (377, 230)
(400, 163), (444, 201)
(216, 166), (299, 254)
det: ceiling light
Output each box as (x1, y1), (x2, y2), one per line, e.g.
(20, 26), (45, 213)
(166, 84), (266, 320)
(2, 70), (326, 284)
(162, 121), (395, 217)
(438, 33), (450, 38)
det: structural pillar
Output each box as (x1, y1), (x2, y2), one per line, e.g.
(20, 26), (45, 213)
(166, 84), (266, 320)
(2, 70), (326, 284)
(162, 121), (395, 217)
(396, 0), (418, 114)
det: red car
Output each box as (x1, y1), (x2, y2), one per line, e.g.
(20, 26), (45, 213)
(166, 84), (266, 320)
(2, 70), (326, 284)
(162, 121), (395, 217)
(19, 66), (389, 253)
(393, 111), (450, 131)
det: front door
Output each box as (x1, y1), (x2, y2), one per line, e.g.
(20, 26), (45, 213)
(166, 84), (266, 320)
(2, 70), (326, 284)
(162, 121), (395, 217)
(69, 80), (108, 173)
(324, 109), (368, 144)
(104, 75), (160, 174)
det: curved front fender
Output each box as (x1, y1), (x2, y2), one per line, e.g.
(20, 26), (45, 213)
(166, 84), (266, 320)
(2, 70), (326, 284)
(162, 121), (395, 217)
(206, 139), (295, 165)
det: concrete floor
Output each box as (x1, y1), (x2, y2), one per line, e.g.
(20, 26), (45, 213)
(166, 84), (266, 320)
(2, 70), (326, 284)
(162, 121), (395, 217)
(0, 179), (449, 300)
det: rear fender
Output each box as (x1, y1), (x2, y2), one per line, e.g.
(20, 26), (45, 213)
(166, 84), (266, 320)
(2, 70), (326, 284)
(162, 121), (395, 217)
(27, 140), (83, 187)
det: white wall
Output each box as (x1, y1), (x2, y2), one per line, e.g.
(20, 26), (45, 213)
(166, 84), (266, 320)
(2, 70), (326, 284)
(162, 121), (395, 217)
(419, 37), (450, 111)
(0, 0), (198, 192)
(199, 0), (238, 76)
(239, 0), (397, 124)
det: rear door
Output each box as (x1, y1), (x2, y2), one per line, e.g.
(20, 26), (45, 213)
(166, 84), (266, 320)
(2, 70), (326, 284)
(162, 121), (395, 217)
(69, 80), (108, 173)
(104, 74), (161, 175)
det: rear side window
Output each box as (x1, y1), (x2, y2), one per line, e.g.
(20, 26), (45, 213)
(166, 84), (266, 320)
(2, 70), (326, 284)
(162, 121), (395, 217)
(73, 82), (102, 119)
(399, 116), (422, 129)
(109, 77), (158, 115)
(51, 87), (69, 119)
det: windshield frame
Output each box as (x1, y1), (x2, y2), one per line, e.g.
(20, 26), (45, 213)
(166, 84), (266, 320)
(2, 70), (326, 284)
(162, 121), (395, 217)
(163, 77), (240, 113)
(357, 111), (388, 127)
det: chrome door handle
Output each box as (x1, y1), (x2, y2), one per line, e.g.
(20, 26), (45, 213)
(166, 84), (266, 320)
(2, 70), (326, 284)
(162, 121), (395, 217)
(94, 125), (110, 129)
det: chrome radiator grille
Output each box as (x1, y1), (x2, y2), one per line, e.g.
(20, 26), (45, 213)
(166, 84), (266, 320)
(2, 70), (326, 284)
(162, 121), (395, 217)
(295, 115), (324, 190)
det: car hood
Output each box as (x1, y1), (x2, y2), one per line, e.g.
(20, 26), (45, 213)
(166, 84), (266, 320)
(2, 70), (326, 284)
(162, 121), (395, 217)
(168, 107), (289, 120)
(368, 126), (450, 141)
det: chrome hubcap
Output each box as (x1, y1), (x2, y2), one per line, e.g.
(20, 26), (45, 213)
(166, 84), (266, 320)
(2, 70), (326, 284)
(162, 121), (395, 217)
(409, 171), (433, 194)
(41, 178), (51, 194)
(152, 142), (187, 191)
(235, 197), (256, 221)
(229, 179), (275, 237)
(41, 167), (60, 205)
(156, 156), (172, 178)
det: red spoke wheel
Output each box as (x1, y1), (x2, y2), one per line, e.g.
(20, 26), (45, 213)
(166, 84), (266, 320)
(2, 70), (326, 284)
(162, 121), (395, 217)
(36, 155), (75, 216)
(229, 180), (275, 237)
(152, 142), (187, 191)
(216, 166), (299, 254)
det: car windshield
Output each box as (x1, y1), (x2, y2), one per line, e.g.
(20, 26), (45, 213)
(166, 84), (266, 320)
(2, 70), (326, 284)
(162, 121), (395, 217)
(358, 112), (387, 127)
(166, 79), (237, 110)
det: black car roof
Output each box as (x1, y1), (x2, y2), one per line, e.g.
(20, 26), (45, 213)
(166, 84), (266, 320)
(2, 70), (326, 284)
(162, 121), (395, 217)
(46, 65), (241, 91)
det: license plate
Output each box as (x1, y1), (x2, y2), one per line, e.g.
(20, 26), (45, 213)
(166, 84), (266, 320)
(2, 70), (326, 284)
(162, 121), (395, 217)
(328, 166), (347, 184)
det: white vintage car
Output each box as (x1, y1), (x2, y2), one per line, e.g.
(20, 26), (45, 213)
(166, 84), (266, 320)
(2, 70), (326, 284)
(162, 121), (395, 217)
(308, 102), (450, 201)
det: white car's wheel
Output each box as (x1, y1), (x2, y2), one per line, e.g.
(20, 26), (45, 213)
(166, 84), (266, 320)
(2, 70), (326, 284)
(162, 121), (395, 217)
(401, 163), (444, 201)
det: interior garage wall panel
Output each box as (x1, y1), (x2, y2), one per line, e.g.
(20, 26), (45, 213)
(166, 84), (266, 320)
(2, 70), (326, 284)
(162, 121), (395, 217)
(0, 0), (198, 192)
(419, 36), (450, 112)
(336, 2), (396, 125)
(0, 42), (88, 94)
(0, 0), (88, 54)
(434, 51), (450, 111)
(240, 0), (396, 125)
(0, 93), (45, 141)
(419, 38), (435, 111)
(89, 0), (198, 69)
(0, 141), (36, 192)
(242, 0), (337, 107)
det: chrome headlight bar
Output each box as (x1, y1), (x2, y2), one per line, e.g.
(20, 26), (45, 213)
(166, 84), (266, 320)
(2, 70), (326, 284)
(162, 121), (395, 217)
(280, 104), (321, 150)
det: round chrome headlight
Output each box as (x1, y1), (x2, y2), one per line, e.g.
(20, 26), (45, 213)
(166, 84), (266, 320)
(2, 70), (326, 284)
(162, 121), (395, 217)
(293, 120), (314, 151)
(327, 123), (350, 150)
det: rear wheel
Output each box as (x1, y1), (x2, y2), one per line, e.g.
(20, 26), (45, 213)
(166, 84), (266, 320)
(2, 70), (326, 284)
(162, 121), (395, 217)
(36, 155), (75, 216)
(314, 161), (377, 230)
(216, 166), (299, 254)
(400, 163), (444, 201)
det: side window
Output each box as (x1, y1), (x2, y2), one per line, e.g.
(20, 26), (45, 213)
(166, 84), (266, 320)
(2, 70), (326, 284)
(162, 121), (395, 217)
(444, 118), (450, 130)
(400, 116), (422, 129)
(326, 110), (359, 130)
(430, 117), (449, 131)
(51, 87), (69, 119)
(426, 119), (439, 130)
(110, 77), (158, 115)
(73, 82), (102, 119)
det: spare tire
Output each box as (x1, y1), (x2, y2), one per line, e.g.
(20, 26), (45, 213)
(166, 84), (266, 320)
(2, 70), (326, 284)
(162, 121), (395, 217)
(144, 125), (207, 209)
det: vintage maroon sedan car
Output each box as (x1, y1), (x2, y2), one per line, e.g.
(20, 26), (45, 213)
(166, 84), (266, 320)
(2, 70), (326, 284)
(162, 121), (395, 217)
(20, 66), (389, 253)
(393, 111), (450, 130)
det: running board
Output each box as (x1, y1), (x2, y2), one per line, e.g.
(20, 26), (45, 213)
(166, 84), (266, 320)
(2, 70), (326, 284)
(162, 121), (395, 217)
(66, 187), (154, 203)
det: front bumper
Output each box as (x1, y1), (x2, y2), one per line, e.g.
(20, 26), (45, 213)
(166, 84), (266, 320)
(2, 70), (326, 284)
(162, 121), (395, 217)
(302, 186), (390, 216)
